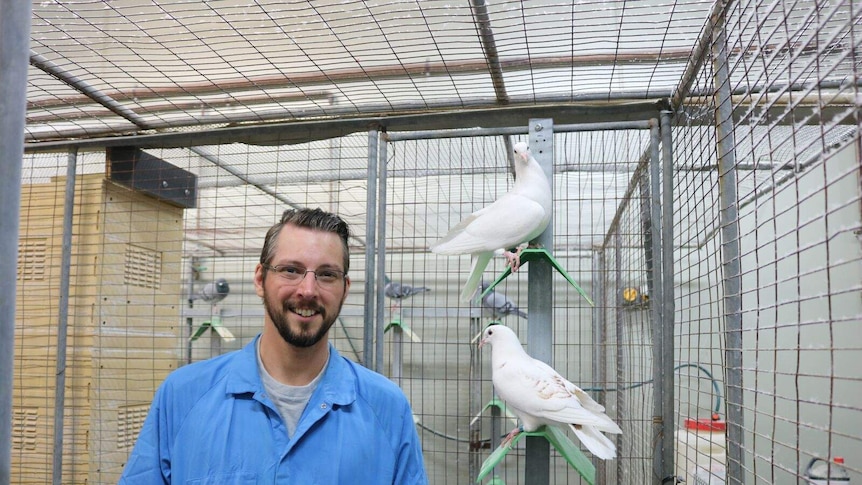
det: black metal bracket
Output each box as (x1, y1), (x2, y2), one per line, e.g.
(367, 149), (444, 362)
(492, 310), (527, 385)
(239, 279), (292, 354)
(108, 146), (197, 208)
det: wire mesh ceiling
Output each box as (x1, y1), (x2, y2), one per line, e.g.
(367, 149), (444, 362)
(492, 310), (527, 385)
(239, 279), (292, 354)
(27, 0), (718, 143)
(21, 0), (861, 258)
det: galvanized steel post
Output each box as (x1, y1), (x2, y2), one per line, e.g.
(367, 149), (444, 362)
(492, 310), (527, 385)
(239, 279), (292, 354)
(659, 111), (676, 484)
(364, 129), (379, 369)
(375, 139), (389, 374)
(648, 119), (667, 485)
(713, 10), (745, 485)
(614, 232), (625, 483)
(0, 1), (32, 482)
(52, 148), (78, 485)
(592, 249), (608, 484)
(525, 119), (554, 485)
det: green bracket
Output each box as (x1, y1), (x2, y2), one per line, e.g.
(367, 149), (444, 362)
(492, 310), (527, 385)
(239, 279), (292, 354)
(476, 426), (596, 484)
(479, 248), (594, 306)
(469, 397), (519, 427)
(190, 315), (235, 342)
(384, 317), (422, 342)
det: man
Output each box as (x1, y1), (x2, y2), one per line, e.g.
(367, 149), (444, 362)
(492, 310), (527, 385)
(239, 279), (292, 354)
(120, 208), (428, 484)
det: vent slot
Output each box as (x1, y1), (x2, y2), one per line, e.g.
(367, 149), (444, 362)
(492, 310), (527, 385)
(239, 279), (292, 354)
(124, 245), (161, 289)
(117, 404), (149, 449)
(17, 238), (47, 281)
(12, 408), (38, 451)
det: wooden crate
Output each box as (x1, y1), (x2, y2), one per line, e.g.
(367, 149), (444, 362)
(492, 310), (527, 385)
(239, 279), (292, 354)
(13, 174), (185, 484)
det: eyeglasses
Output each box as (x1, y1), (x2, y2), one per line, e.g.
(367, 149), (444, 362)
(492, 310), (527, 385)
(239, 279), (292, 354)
(262, 264), (346, 288)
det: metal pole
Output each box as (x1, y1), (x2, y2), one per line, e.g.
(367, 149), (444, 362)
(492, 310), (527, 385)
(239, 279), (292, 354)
(469, 315), (482, 480)
(648, 119), (666, 485)
(526, 118), (554, 485)
(186, 258), (196, 365)
(52, 148), (78, 485)
(592, 250), (607, 484)
(363, 129), (379, 369)
(391, 325), (402, 386)
(0, 1), (31, 482)
(659, 111), (676, 483)
(374, 139), (389, 373)
(614, 232), (625, 483)
(713, 10), (745, 485)
(385, 120), (654, 142)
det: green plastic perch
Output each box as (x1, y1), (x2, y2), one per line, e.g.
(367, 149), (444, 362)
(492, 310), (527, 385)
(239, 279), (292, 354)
(383, 316), (422, 342)
(476, 426), (596, 485)
(189, 315), (235, 342)
(478, 248), (594, 307)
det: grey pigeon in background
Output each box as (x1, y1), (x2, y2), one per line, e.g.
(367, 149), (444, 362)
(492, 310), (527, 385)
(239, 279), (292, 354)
(430, 142), (552, 302)
(479, 324), (622, 459)
(384, 275), (430, 309)
(194, 278), (230, 303)
(479, 281), (527, 320)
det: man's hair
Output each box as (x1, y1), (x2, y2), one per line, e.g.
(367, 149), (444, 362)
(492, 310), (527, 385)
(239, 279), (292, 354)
(259, 207), (351, 273)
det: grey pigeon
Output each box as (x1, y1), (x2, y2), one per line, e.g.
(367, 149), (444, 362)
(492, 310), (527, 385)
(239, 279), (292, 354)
(384, 275), (430, 309)
(479, 324), (622, 459)
(195, 278), (230, 303)
(479, 281), (527, 320)
(430, 142), (552, 302)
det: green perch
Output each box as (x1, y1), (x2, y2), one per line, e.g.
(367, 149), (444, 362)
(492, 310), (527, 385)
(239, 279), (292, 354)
(478, 248), (594, 306)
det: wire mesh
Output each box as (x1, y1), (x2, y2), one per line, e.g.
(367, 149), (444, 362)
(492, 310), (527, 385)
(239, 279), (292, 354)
(671, 1), (862, 484)
(8, 1), (862, 484)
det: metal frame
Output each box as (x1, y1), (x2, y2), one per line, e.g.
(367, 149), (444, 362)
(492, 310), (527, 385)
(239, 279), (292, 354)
(712, 8), (745, 485)
(381, 118), (667, 484)
(0, 1), (32, 482)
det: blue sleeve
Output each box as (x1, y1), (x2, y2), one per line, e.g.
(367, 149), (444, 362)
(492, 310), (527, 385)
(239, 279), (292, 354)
(118, 384), (171, 484)
(394, 398), (429, 485)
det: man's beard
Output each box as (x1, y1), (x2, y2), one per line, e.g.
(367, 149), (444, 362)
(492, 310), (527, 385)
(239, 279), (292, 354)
(263, 289), (342, 348)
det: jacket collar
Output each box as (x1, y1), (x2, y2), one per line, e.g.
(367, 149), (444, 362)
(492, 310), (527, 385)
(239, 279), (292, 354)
(225, 334), (356, 407)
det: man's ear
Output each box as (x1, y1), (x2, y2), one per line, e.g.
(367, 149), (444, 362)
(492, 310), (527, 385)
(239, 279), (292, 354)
(253, 264), (266, 298)
(341, 275), (351, 304)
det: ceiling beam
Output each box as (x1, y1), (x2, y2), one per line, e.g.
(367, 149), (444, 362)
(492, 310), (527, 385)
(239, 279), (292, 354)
(24, 99), (670, 152)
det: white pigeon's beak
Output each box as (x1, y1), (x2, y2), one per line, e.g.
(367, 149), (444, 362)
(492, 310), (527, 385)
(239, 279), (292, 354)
(471, 330), (484, 346)
(477, 334), (488, 349)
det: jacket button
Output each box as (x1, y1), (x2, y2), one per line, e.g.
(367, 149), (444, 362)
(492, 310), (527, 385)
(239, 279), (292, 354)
(320, 403), (327, 409)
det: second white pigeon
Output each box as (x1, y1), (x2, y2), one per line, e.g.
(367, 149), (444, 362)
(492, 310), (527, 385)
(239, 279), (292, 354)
(478, 324), (622, 460)
(430, 142), (552, 302)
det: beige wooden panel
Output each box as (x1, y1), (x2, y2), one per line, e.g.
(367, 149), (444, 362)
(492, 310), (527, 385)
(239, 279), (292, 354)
(89, 181), (184, 485)
(15, 174), (187, 485)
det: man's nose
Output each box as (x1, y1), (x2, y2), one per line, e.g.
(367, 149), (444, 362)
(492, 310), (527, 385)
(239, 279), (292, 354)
(295, 270), (319, 293)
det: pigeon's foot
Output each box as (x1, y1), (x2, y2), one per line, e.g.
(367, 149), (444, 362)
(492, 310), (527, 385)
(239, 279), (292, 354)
(503, 250), (518, 271)
(500, 426), (522, 447)
(504, 247), (524, 272)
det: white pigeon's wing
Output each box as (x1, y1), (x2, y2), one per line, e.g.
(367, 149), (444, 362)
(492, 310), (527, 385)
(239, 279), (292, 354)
(431, 194), (546, 254)
(494, 356), (611, 428)
(530, 359), (606, 413)
(530, 359), (623, 433)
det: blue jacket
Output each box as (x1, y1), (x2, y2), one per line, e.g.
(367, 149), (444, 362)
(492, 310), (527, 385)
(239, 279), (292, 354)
(120, 336), (428, 484)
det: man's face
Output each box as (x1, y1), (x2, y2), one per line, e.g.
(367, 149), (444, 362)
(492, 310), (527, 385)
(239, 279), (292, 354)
(255, 225), (350, 348)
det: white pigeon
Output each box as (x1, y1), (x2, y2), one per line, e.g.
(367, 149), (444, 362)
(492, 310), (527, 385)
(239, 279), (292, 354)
(430, 142), (552, 302)
(478, 324), (622, 460)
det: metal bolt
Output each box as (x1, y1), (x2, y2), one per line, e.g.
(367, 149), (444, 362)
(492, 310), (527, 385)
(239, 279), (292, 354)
(534, 123), (544, 132)
(162, 180), (169, 188)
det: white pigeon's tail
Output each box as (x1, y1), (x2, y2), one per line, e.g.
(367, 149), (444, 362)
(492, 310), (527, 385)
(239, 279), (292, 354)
(570, 424), (617, 460)
(460, 252), (492, 302)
